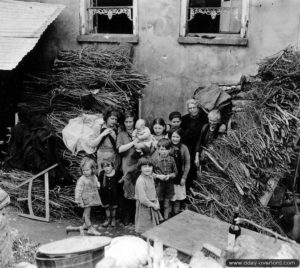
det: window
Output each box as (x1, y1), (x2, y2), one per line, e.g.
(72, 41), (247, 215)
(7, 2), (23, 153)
(179, 0), (249, 45)
(78, 0), (138, 43)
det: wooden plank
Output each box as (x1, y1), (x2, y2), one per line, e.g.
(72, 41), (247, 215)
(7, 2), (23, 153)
(19, 213), (51, 222)
(142, 210), (300, 257)
(177, 35), (248, 46)
(77, 34), (139, 43)
(44, 172), (50, 222)
(179, 0), (189, 37)
(17, 163), (58, 188)
(259, 177), (280, 206)
(28, 180), (34, 216)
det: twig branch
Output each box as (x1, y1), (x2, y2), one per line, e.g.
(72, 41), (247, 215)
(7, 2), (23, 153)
(236, 217), (296, 244)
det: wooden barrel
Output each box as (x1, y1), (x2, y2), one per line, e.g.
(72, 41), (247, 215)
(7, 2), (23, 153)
(35, 236), (112, 268)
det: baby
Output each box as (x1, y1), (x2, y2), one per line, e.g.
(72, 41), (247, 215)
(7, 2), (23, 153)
(132, 119), (153, 156)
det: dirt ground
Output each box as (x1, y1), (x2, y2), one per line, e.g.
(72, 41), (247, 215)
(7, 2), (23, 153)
(3, 206), (137, 245)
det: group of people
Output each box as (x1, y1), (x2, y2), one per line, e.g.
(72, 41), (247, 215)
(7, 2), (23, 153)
(74, 99), (226, 235)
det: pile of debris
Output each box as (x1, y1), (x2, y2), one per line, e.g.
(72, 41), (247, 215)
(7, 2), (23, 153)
(1, 45), (148, 218)
(14, 45), (148, 181)
(189, 46), (300, 234)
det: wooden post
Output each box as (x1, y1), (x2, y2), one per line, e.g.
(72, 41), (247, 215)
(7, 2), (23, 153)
(179, 0), (189, 37)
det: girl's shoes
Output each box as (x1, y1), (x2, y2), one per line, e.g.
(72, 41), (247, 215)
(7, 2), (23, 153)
(82, 223), (89, 230)
(102, 217), (116, 227)
(87, 226), (101, 236)
(102, 218), (111, 227)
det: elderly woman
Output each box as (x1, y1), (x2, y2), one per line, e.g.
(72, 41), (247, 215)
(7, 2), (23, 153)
(89, 108), (119, 174)
(195, 109), (226, 168)
(181, 99), (208, 189)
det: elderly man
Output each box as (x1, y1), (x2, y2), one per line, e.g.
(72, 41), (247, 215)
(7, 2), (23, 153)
(181, 99), (208, 189)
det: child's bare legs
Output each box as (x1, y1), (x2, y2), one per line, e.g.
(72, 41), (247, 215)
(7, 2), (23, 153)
(102, 206), (117, 227)
(83, 207), (92, 228)
(111, 207), (117, 227)
(102, 207), (111, 227)
(173, 201), (180, 215)
(163, 199), (171, 220)
(83, 207), (100, 235)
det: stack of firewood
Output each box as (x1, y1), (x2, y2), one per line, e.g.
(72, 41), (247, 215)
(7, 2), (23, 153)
(189, 46), (300, 234)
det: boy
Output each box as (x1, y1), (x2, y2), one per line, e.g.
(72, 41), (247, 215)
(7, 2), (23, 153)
(152, 138), (178, 220)
(168, 111), (182, 131)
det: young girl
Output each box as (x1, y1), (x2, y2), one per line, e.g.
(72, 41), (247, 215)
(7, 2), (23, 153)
(98, 159), (122, 227)
(168, 128), (190, 215)
(135, 157), (163, 233)
(75, 157), (102, 235)
(151, 118), (168, 148)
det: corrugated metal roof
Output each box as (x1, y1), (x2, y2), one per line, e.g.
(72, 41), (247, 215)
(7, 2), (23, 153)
(0, 0), (65, 70)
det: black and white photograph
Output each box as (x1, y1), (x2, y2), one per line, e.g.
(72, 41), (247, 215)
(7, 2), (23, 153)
(0, 0), (300, 267)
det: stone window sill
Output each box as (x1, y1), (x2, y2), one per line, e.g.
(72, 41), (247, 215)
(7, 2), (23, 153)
(77, 34), (139, 44)
(178, 34), (248, 46)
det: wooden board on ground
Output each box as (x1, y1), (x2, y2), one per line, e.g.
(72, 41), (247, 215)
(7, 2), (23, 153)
(142, 210), (300, 257)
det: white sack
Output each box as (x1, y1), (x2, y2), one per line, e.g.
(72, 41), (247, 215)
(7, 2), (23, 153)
(62, 113), (103, 155)
(104, 236), (152, 268)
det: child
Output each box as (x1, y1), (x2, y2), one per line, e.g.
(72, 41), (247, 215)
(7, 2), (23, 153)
(98, 159), (122, 227)
(168, 128), (190, 215)
(152, 138), (178, 220)
(75, 157), (102, 235)
(151, 118), (168, 148)
(195, 109), (226, 168)
(132, 119), (153, 156)
(168, 111), (182, 132)
(135, 157), (163, 233)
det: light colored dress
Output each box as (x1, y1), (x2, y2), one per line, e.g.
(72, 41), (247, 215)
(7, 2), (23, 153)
(75, 175), (102, 207)
(135, 174), (163, 233)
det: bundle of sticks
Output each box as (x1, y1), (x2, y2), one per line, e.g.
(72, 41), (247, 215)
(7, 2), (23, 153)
(22, 46), (149, 112)
(0, 170), (78, 219)
(189, 46), (300, 233)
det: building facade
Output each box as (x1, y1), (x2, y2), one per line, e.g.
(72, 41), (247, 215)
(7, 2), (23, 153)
(20, 0), (300, 120)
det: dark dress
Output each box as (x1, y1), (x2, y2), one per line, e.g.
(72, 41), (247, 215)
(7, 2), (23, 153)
(98, 170), (122, 208)
(181, 110), (208, 188)
(195, 123), (222, 155)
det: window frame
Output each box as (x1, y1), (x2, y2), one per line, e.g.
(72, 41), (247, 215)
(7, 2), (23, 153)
(179, 0), (249, 46)
(78, 0), (139, 43)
